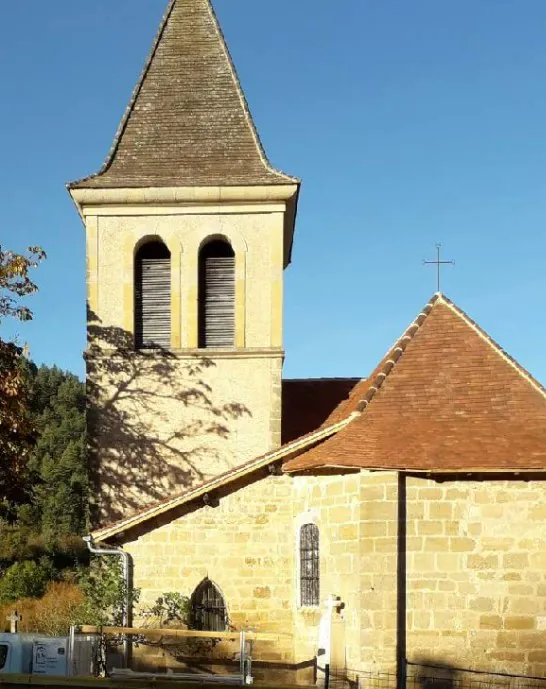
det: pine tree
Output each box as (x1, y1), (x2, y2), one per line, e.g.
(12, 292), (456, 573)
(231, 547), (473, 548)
(28, 366), (88, 542)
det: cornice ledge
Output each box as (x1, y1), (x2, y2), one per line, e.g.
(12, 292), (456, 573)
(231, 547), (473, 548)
(70, 185), (299, 210)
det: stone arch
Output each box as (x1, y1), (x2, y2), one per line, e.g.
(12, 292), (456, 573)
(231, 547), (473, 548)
(197, 230), (247, 256)
(198, 237), (236, 348)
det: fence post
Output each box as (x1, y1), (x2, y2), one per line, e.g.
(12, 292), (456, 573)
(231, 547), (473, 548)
(239, 631), (246, 685)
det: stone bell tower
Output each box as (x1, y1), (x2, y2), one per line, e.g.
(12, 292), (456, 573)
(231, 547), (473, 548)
(68, 0), (299, 526)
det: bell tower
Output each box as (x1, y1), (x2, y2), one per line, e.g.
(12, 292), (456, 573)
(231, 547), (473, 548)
(68, 0), (299, 526)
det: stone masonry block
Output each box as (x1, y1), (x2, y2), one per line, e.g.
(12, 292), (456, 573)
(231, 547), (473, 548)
(504, 616), (535, 630)
(480, 615), (503, 630)
(503, 553), (530, 569)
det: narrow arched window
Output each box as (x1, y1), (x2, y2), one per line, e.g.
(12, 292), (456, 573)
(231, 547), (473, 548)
(300, 523), (320, 607)
(134, 241), (171, 349)
(198, 239), (235, 348)
(190, 578), (227, 631)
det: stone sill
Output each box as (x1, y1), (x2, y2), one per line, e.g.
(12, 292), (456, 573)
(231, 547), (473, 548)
(297, 606), (322, 619)
(85, 347), (285, 360)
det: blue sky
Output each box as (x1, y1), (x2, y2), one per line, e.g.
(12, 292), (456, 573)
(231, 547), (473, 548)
(2, 0), (546, 382)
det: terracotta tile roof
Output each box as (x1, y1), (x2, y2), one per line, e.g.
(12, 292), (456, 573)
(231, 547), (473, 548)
(284, 294), (546, 473)
(282, 378), (361, 444)
(69, 0), (298, 189)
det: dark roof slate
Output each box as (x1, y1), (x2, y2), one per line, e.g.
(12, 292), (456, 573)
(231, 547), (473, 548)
(69, 0), (297, 189)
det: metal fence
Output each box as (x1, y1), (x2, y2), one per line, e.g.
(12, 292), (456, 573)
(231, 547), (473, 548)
(323, 663), (546, 689)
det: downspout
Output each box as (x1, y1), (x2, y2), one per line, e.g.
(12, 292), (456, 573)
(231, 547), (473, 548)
(396, 474), (407, 689)
(83, 535), (132, 668)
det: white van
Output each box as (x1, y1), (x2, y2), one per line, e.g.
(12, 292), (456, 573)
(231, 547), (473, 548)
(0, 632), (97, 676)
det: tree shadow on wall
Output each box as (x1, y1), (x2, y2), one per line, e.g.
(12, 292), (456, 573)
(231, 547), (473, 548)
(86, 307), (251, 527)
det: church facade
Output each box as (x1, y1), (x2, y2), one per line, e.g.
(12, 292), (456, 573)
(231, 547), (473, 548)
(69, 0), (546, 685)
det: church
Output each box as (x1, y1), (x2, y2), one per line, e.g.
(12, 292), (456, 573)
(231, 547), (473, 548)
(68, 0), (546, 685)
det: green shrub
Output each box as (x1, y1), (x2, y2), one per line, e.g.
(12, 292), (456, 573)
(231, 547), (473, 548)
(0, 560), (54, 604)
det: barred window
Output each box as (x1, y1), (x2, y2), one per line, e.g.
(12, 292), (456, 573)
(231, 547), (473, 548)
(190, 578), (227, 632)
(300, 523), (320, 607)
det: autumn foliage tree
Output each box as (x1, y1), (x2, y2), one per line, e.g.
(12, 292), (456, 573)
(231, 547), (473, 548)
(0, 245), (45, 514)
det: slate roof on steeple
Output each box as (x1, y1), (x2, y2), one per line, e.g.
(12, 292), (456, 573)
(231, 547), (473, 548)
(69, 0), (298, 189)
(284, 294), (546, 473)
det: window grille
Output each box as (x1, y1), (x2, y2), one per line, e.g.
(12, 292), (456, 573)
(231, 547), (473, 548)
(198, 240), (235, 348)
(135, 241), (171, 349)
(191, 578), (227, 632)
(300, 523), (320, 606)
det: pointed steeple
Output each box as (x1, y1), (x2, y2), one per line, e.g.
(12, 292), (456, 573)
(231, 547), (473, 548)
(70, 0), (297, 189)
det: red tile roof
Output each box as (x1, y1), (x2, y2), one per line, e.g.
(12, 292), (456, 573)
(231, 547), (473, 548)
(284, 294), (546, 473)
(282, 378), (361, 444)
(69, 0), (298, 189)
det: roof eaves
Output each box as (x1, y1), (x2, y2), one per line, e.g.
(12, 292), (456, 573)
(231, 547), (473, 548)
(313, 464), (546, 474)
(92, 411), (358, 543)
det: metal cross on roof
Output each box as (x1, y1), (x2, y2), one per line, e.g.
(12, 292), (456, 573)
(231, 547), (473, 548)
(423, 243), (455, 293)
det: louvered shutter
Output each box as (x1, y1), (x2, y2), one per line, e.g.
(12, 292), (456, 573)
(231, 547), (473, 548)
(135, 243), (171, 349)
(199, 241), (235, 348)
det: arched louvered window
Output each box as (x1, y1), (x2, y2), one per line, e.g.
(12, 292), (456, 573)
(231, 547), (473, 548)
(190, 578), (227, 632)
(198, 239), (235, 348)
(135, 240), (171, 349)
(300, 523), (320, 607)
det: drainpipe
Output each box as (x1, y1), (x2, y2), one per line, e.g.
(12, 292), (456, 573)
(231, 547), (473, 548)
(82, 535), (132, 668)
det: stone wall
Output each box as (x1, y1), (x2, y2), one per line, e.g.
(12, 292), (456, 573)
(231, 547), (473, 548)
(125, 469), (366, 683)
(94, 211), (285, 349)
(292, 472), (363, 673)
(113, 468), (546, 682)
(359, 472), (400, 672)
(88, 350), (282, 523)
(126, 472), (295, 681)
(405, 476), (546, 677)
(86, 206), (287, 523)
(357, 474), (546, 679)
